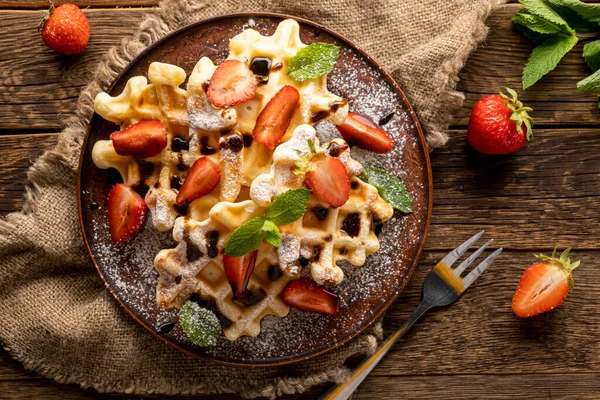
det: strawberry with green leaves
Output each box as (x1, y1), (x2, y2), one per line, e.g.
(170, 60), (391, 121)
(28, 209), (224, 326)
(512, 248), (581, 318)
(467, 87), (534, 155)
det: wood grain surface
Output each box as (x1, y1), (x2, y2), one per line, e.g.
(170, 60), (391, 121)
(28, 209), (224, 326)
(1, 1), (600, 399)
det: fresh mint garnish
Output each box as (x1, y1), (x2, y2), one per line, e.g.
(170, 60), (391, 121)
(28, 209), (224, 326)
(512, 0), (600, 91)
(361, 165), (412, 213)
(179, 301), (221, 347)
(287, 43), (340, 82)
(224, 216), (267, 257)
(224, 189), (311, 256)
(262, 220), (282, 247)
(293, 140), (321, 175)
(265, 188), (311, 225)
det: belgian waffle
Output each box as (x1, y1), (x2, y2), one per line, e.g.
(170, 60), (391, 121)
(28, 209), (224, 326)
(92, 19), (349, 233)
(92, 18), (396, 342)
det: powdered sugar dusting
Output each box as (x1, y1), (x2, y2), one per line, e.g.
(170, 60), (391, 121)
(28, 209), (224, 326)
(82, 17), (429, 364)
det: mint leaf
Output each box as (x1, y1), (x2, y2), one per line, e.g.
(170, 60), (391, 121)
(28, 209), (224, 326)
(265, 188), (311, 226)
(287, 43), (340, 82)
(362, 165), (412, 213)
(180, 301), (221, 347)
(224, 216), (267, 257)
(584, 40), (600, 72)
(514, 23), (556, 46)
(546, 1), (598, 33)
(520, 0), (574, 33)
(512, 10), (563, 35)
(577, 67), (600, 91)
(547, 0), (600, 23)
(522, 34), (578, 89)
(262, 220), (281, 247)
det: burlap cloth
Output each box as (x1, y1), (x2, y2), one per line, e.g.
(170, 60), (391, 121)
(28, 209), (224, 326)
(0, 0), (502, 398)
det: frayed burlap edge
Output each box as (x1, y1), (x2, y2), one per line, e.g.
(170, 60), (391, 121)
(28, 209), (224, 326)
(420, 0), (505, 149)
(0, 0), (501, 397)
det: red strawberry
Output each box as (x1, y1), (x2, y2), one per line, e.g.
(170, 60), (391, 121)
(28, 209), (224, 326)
(252, 85), (300, 150)
(107, 184), (147, 244)
(468, 87), (534, 155)
(223, 251), (257, 298)
(512, 248), (580, 318)
(110, 120), (167, 158)
(207, 60), (257, 108)
(305, 155), (349, 207)
(41, 4), (90, 55)
(176, 157), (221, 206)
(283, 279), (339, 316)
(336, 112), (394, 153)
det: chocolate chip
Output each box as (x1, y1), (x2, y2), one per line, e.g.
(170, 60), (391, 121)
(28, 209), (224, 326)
(136, 183), (150, 198)
(378, 112), (395, 126)
(351, 181), (359, 190)
(171, 136), (189, 152)
(173, 204), (188, 216)
(249, 57), (272, 77)
(312, 246), (322, 262)
(242, 133), (253, 147)
(311, 207), (329, 221)
(186, 241), (202, 262)
(268, 265), (283, 281)
(206, 231), (219, 258)
(298, 257), (310, 268)
(170, 176), (183, 191)
(89, 201), (99, 211)
(157, 322), (175, 335)
(341, 213), (361, 237)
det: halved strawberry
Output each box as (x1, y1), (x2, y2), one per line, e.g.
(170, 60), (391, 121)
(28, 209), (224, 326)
(252, 85), (300, 150)
(107, 184), (147, 244)
(110, 120), (167, 158)
(282, 279), (338, 316)
(512, 248), (581, 318)
(176, 157), (221, 206)
(336, 112), (394, 153)
(207, 60), (258, 108)
(305, 155), (349, 207)
(223, 251), (257, 298)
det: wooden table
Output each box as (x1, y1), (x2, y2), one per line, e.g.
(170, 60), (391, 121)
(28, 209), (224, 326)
(2, 2), (600, 399)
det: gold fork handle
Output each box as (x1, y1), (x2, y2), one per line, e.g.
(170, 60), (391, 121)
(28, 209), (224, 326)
(319, 300), (432, 400)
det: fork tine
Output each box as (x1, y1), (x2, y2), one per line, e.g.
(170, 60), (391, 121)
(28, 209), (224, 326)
(462, 248), (503, 289)
(440, 230), (484, 267)
(453, 239), (493, 276)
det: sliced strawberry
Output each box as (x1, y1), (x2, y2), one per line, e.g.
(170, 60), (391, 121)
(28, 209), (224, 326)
(252, 85), (300, 150)
(283, 279), (338, 316)
(107, 184), (147, 244)
(110, 120), (167, 158)
(336, 112), (394, 153)
(207, 60), (258, 108)
(176, 157), (221, 206)
(223, 251), (257, 298)
(512, 249), (580, 318)
(305, 155), (349, 207)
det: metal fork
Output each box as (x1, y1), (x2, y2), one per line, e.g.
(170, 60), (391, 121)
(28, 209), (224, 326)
(319, 231), (502, 400)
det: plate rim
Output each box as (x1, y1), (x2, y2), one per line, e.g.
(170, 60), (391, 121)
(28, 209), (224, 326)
(77, 12), (433, 367)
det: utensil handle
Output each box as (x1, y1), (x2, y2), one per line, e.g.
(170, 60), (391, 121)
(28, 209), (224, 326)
(318, 300), (432, 400)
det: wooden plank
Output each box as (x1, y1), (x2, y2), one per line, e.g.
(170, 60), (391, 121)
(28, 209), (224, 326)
(0, 134), (57, 211)
(452, 5), (600, 127)
(1, 5), (599, 130)
(2, 129), (600, 250)
(0, 0), (157, 9)
(1, 249), (598, 382)
(353, 373), (600, 400)
(0, 9), (151, 131)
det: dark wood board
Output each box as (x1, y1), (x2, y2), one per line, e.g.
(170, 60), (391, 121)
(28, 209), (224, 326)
(2, 1), (600, 399)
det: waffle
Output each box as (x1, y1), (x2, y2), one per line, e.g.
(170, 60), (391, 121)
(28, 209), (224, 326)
(92, 18), (396, 342)
(154, 201), (293, 341)
(251, 124), (394, 286)
(92, 19), (348, 232)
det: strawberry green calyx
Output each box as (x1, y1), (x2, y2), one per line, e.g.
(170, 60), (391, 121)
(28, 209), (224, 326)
(535, 247), (581, 289)
(498, 86), (534, 140)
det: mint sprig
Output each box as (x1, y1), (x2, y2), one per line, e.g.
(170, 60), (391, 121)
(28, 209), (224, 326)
(287, 43), (340, 82)
(361, 165), (412, 213)
(224, 188), (311, 256)
(179, 301), (221, 347)
(513, 0), (600, 92)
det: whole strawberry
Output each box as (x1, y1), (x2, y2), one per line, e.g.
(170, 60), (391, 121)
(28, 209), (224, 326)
(467, 87), (533, 155)
(41, 3), (90, 55)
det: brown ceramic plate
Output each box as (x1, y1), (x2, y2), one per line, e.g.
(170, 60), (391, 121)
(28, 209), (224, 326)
(78, 13), (432, 366)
